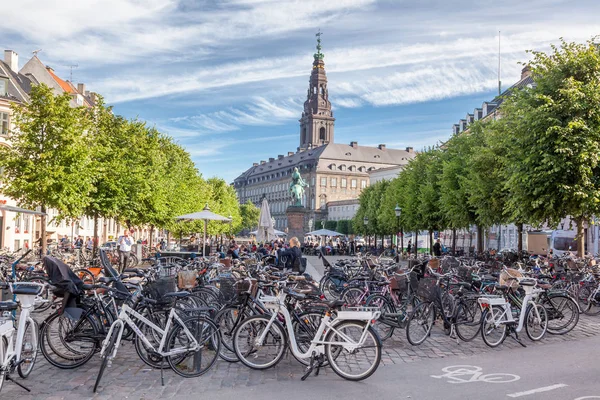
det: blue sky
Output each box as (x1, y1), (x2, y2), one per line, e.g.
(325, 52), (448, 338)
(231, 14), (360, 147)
(2, 0), (600, 182)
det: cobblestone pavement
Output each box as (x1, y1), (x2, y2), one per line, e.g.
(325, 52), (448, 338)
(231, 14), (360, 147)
(2, 312), (598, 400)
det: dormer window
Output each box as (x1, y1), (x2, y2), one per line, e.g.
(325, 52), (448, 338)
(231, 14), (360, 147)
(0, 78), (8, 96)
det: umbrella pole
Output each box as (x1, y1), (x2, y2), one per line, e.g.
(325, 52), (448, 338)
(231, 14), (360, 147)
(203, 220), (207, 257)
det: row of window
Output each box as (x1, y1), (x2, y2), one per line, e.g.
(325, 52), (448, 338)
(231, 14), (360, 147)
(329, 205), (358, 213)
(329, 164), (376, 172)
(320, 177), (367, 189)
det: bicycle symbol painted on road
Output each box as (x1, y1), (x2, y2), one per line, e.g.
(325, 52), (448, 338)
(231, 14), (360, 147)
(431, 365), (521, 384)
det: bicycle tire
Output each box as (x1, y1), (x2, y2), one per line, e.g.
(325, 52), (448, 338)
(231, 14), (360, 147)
(292, 310), (328, 366)
(320, 276), (344, 300)
(73, 268), (96, 285)
(480, 306), (507, 348)
(364, 294), (395, 341)
(214, 306), (246, 362)
(406, 301), (435, 346)
(166, 315), (221, 378)
(0, 337), (7, 393)
(93, 327), (119, 393)
(40, 311), (99, 369)
(525, 303), (548, 341)
(325, 321), (381, 381)
(17, 319), (39, 378)
(341, 287), (366, 306)
(233, 315), (287, 370)
(542, 294), (579, 334)
(454, 300), (482, 342)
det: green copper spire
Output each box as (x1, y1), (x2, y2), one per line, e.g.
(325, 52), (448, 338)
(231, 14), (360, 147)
(314, 30), (324, 60)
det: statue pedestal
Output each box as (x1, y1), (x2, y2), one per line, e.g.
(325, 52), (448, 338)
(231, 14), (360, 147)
(286, 206), (309, 244)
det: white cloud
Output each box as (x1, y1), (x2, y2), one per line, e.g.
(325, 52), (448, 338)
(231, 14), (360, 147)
(334, 97), (363, 108)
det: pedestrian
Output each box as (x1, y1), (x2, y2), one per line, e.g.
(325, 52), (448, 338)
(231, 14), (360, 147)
(85, 237), (93, 251)
(74, 236), (83, 248)
(277, 237), (303, 272)
(407, 239), (412, 255)
(433, 239), (442, 257)
(117, 230), (134, 273)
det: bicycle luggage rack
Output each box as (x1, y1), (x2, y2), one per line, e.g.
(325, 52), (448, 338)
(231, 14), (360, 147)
(477, 295), (507, 307)
(339, 306), (381, 321)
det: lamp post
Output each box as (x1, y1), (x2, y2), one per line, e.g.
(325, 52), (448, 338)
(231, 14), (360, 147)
(363, 216), (369, 248)
(394, 204), (402, 256)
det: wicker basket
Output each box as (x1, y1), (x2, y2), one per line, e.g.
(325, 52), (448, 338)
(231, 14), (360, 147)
(499, 268), (523, 290)
(178, 270), (198, 289)
(390, 274), (408, 293)
(428, 259), (440, 271)
(417, 277), (438, 301)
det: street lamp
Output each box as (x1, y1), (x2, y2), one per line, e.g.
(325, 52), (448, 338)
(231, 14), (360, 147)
(228, 215), (233, 238)
(363, 216), (369, 248)
(394, 204), (402, 256)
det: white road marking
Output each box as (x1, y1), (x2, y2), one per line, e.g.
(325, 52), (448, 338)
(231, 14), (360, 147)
(506, 384), (568, 398)
(574, 397), (600, 400)
(431, 365), (520, 384)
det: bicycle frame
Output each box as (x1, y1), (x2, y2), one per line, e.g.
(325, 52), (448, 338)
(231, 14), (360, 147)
(257, 291), (379, 360)
(101, 303), (200, 360)
(479, 285), (542, 333)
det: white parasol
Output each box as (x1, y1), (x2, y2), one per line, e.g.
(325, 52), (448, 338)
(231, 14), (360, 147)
(256, 197), (276, 242)
(175, 203), (231, 256)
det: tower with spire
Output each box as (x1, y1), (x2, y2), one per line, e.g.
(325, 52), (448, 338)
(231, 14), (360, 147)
(299, 30), (335, 149)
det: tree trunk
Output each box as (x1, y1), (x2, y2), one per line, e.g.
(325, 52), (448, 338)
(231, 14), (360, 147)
(576, 218), (585, 257)
(414, 231), (418, 255)
(477, 225), (484, 254)
(429, 230), (433, 255)
(497, 224), (502, 251)
(40, 205), (47, 256)
(452, 228), (457, 255)
(149, 225), (154, 251)
(400, 228), (404, 255)
(517, 223), (523, 254)
(93, 212), (99, 257)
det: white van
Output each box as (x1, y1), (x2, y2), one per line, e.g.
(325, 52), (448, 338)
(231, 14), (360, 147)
(549, 230), (580, 256)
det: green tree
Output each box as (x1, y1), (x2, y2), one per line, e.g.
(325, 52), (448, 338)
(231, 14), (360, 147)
(500, 39), (600, 256)
(325, 220), (337, 231)
(0, 84), (92, 255)
(240, 201), (260, 232)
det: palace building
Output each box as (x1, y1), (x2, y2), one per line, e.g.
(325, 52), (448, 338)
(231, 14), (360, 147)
(233, 36), (416, 230)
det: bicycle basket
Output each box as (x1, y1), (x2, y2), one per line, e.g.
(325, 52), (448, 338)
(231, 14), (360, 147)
(416, 277), (438, 301)
(499, 268), (523, 290)
(234, 278), (257, 297)
(440, 256), (459, 272)
(177, 270), (198, 289)
(428, 258), (441, 272)
(216, 274), (237, 303)
(457, 266), (474, 283)
(145, 277), (177, 300)
(389, 274), (409, 293)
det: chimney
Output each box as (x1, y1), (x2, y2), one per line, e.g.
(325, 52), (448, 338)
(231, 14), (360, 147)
(521, 65), (532, 80)
(288, 151), (294, 156)
(278, 155), (284, 160)
(260, 160), (266, 165)
(77, 83), (86, 94)
(4, 50), (18, 73)
(269, 157), (275, 162)
(378, 144), (386, 151)
(252, 163), (259, 167)
(406, 147), (414, 153)
(350, 141), (358, 148)
(89, 92), (98, 103)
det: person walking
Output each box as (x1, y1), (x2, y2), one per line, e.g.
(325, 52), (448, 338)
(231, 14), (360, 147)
(433, 239), (442, 257)
(407, 239), (412, 255)
(117, 230), (134, 273)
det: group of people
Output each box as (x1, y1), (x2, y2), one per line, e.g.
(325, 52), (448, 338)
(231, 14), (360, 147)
(225, 237), (304, 271)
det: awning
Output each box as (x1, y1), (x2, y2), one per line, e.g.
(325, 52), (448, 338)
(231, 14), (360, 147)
(0, 205), (46, 215)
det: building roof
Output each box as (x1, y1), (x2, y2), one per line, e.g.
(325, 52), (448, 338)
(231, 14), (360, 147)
(327, 199), (360, 207)
(0, 60), (33, 103)
(233, 142), (415, 184)
(46, 67), (75, 94)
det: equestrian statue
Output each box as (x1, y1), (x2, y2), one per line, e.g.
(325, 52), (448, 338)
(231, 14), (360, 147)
(289, 167), (308, 207)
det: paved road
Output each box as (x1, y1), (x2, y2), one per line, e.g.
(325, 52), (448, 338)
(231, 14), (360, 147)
(3, 310), (599, 400)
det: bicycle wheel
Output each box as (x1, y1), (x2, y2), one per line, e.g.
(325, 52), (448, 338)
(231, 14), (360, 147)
(542, 294), (579, 334)
(166, 315), (221, 377)
(342, 287), (366, 306)
(320, 276), (344, 300)
(214, 306), (242, 362)
(73, 268), (96, 285)
(93, 326), (119, 393)
(364, 294), (395, 341)
(406, 302), (435, 346)
(480, 306), (507, 348)
(525, 303), (548, 341)
(292, 311), (326, 366)
(582, 287), (600, 316)
(133, 308), (168, 370)
(0, 337), (7, 393)
(233, 315), (287, 370)
(325, 321), (381, 381)
(454, 300), (482, 342)
(441, 292), (455, 318)
(40, 311), (99, 369)
(17, 319), (39, 378)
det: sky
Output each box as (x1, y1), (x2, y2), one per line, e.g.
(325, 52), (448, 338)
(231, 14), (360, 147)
(2, 0), (600, 182)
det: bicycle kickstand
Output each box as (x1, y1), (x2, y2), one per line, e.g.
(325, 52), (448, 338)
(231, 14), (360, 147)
(509, 328), (527, 348)
(6, 374), (31, 392)
(160, 357), (165, 386)
(301, 355), (316, 381)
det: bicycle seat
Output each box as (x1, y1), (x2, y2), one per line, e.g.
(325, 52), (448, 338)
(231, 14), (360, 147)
(0, 301), (18, 311)
(519, 279), (536, 287)
(98, 277), (116, 284)
(494, 283), (509, 291)
(456, 282), (472, 290)
(537, 283), (552, 290)
(12, 284), (42, 295)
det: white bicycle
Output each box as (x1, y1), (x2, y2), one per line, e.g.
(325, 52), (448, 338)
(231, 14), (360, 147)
(478, 276), (547, 347)
(0, 281), (45, 393)
(232, 281), (382, 381)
